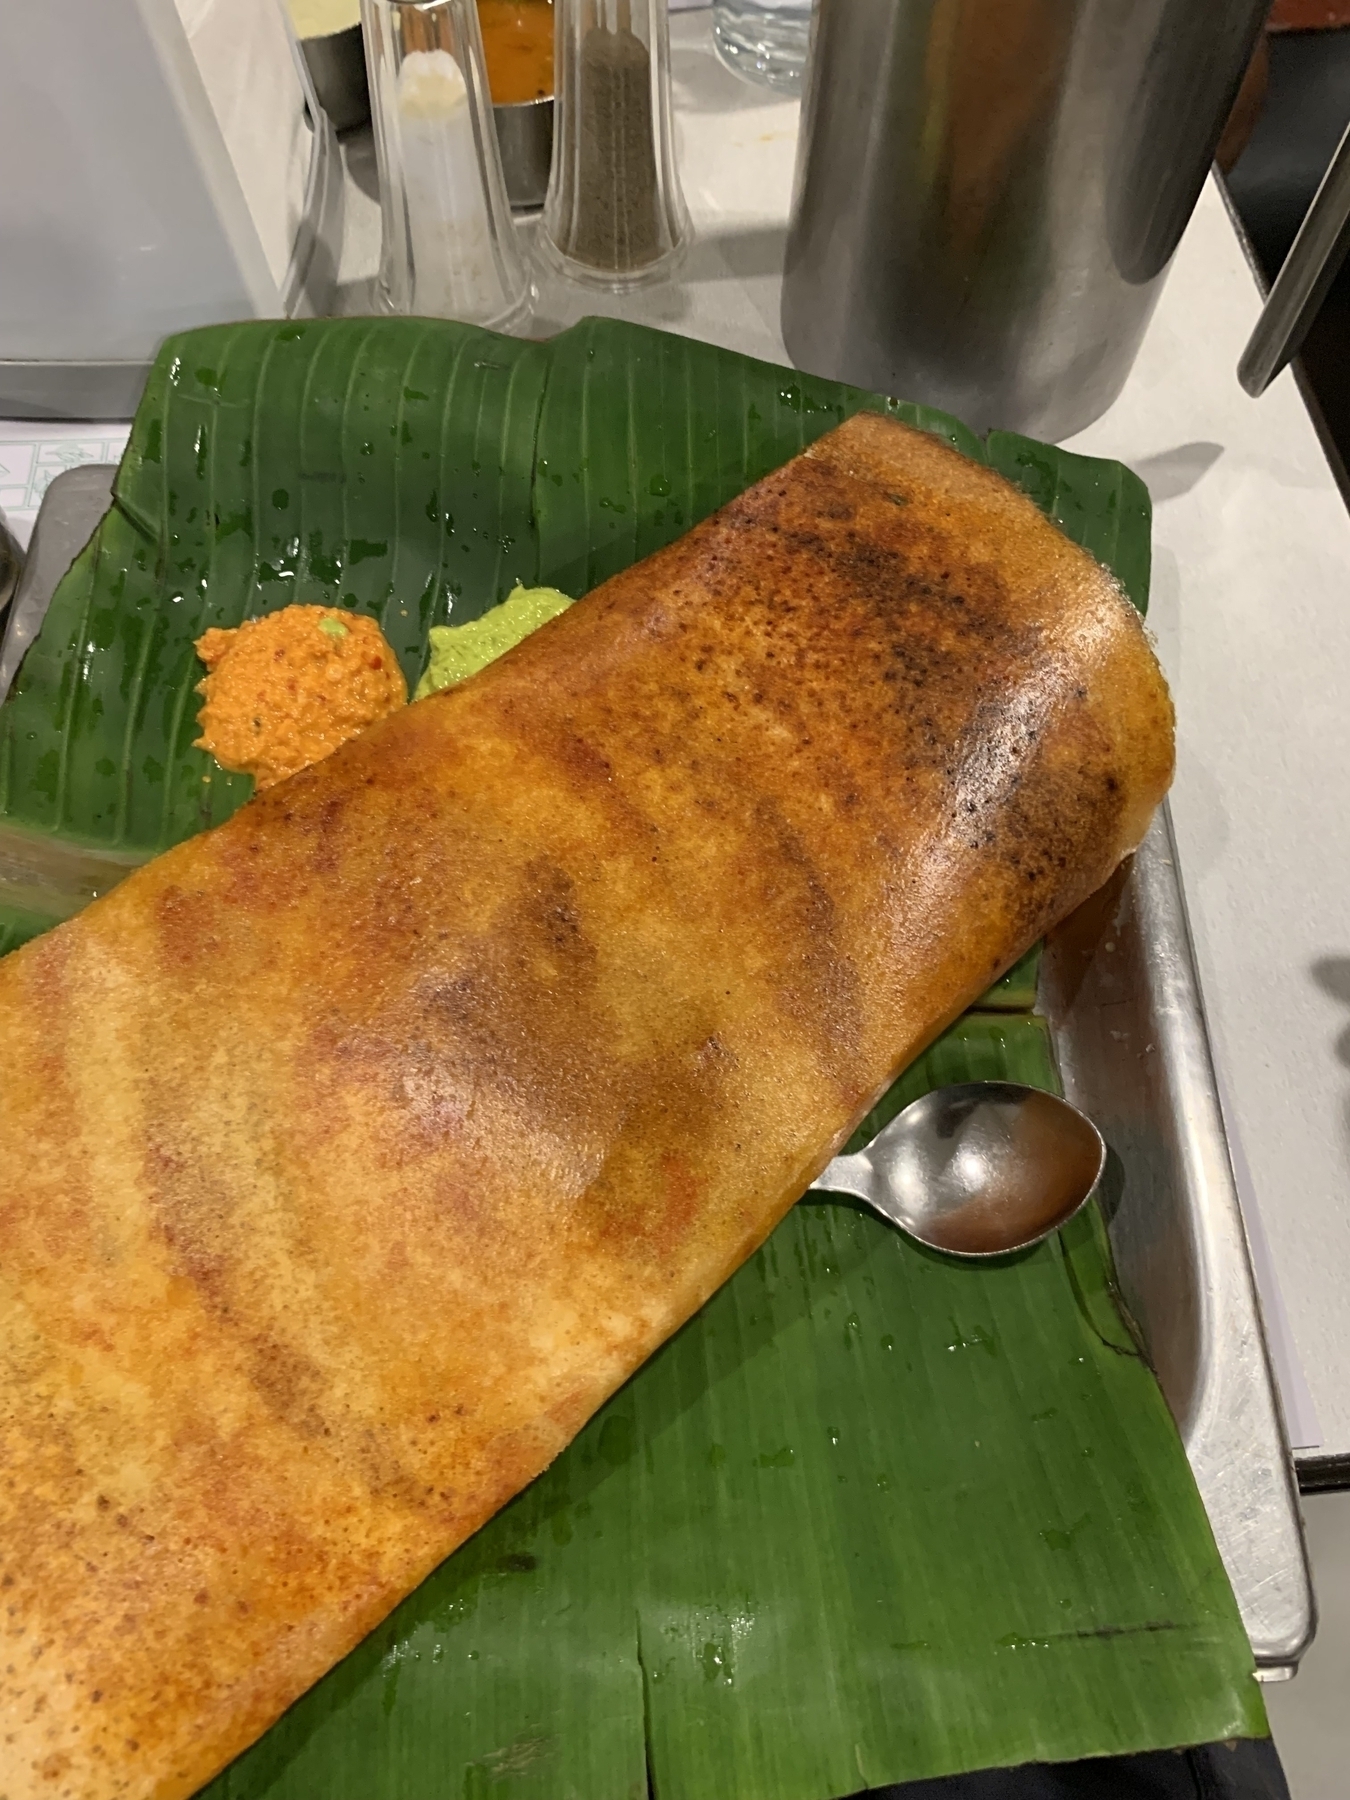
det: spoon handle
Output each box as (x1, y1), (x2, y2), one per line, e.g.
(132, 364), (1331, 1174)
(809, 1150), (875, 1203)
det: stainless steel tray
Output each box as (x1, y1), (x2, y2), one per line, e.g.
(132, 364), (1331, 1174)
(0, 469), (1316, 1681)
(0, 464), (115, 698)
(1043, 812), (1314, 1678)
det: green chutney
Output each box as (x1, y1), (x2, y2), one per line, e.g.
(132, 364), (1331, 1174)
(414, 585), (575, 700)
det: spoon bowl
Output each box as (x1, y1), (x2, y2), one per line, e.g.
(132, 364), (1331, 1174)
(814, 1081), (1106, 1258)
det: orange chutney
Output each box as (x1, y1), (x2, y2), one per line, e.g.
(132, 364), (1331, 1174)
(478, 0), (554, 104)
(194, 605), (407, 789)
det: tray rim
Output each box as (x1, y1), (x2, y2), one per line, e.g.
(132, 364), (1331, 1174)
(1044, 805), (1314, 1678)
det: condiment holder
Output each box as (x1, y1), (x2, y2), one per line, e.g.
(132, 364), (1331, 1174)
(495, 95), (554, 210)
(540, 0), (690, 288)
(361, 0), (531, 326)
(298, 21), (372, 134)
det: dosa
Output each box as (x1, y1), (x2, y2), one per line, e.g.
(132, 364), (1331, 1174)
(0, 415), (1173, 1800)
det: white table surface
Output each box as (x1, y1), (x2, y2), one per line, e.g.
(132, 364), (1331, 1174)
(4, 9), (1348, 1465)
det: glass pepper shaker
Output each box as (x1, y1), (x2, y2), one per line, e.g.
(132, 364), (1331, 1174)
(541, 0), (691, 288)
(361, 0), (531, 328)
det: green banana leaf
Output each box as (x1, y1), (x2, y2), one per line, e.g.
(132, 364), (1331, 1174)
(0, 320), (1148, 879)
(970, 942), (1041, 1013)
(0, 318), (1261, 1796)
(204, 1020), (1260, 1800)
(0, 900), (58, 958)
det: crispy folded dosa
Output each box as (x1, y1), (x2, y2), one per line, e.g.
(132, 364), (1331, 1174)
(0, 415), (1173, 1800)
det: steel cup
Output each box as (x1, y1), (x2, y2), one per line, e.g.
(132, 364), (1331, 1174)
(782, 0), (1270, 440)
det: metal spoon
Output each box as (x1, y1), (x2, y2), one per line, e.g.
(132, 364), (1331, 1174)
(812, 1081), (1106, 1259)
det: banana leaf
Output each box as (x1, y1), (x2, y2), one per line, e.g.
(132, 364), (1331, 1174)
(203, 1018), (1260, 1800)
(0, 320), (1147, 879)
(0, 325), (552, 874)
(0, 318), (1262, 1796)
(975, 942), (1042, 1013)
(0, 900), (57, 958)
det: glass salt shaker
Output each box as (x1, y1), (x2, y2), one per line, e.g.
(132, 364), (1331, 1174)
(362, 0), (531, 328)
(541, 0), (690, 288)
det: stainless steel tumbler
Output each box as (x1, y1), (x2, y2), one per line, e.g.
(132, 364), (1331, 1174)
(781, 0), (1269, 440)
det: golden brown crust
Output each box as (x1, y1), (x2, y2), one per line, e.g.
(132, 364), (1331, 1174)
(0, 415), (1172, 1800)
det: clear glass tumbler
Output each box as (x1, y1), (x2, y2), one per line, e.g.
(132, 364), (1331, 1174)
(362, 0), (531, 327)
(541, 0), (690, 289)
(712, 0), (814, 95)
